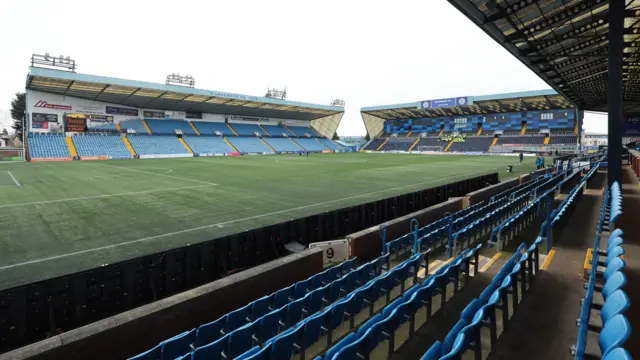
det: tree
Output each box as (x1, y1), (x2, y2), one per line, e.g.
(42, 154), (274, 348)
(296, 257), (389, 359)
(10, 92), (25, 141)
(332, 132), (339, 140)
(1, 128), (7, 136)
(365, 133), (370, 141)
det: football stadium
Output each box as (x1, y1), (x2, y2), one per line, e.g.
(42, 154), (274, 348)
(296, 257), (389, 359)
(1, 1), (640, 360)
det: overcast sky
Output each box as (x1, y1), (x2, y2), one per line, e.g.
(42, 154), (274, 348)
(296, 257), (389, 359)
(0, 0), (607, 135)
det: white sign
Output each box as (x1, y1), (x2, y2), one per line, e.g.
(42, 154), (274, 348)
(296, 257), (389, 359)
(309, 239), (350, 264)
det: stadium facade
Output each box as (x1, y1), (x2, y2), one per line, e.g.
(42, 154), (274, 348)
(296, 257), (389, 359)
(360, 89), (583, 154)
(23, 67), (345, 161)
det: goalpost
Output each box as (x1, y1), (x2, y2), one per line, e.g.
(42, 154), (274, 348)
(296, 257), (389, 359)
(0, 148), (26, 162)
(417, 146), (443, 152)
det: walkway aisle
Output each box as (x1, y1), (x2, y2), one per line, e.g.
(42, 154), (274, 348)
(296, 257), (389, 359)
(486, 172), (606, 360)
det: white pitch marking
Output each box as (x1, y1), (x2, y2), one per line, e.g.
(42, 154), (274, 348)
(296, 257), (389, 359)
(0, 169), (492, 271)
(0, 184), (216, 209)
(96, 163), (215, 185)
(7, 171), (20, 187)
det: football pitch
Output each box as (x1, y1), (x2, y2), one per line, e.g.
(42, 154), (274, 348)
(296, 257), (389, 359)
(0, 153), (540, 289)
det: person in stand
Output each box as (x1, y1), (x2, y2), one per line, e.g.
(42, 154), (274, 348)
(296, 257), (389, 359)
(519, 152), (524, 163)
(540, 154), (545, 168)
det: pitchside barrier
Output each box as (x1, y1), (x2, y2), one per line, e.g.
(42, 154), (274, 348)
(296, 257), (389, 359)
(0, 173), (497, 354)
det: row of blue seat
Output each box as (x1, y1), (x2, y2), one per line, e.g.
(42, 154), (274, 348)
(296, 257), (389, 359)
(129, 258), (360, 359)
(453, 193), (529, 255)
(492, 176), (545, 203)
(416, 199), (508, 256)
(229, 252), (430, 360)
(322, 245), (482, 360)
(572, 181), (630, 360)
(384, 201), (489, 259)
(548, 165), (599, 234)
(425, 238), (544, 359)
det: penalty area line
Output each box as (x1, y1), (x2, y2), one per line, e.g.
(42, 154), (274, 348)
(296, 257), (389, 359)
(0, 169), (490, 271)
(7, 171), (20, 187)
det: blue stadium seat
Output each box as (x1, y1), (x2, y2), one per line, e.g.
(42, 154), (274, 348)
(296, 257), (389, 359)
(128, 135), (191, 156)
(127, 343), (161, 360)
(160, 329), (195, 360)
(192, 335), (226, 360)
(146, 119), (197, 135)
(599, 315), (631, 358)
(268, 326), (302, 360)
(296, 138), (327, 151)
(265, 138), (303, 152)
(190, 122), (233, 136)
(225, 322), (256, 359)
(319, 333), (357, 360)
(229, 123), (266, 136)
(195, 316), (225, 347)
(273, 285), (295, 309)
(254, 307), (285, 344)
(235, 346), (261, 360)
(224, 304), (252, 335)
(185, 137), (233, 155)
(603, 348), (632, 360)
(602, 272), (627, 300)
(250, 296), (272, 322)
(73, 134), (131, 159)
(421, 341), (442, 360)
(600, 290), (630, 325)
(28, 134), (71, 158)
(227, 137), (273, 153)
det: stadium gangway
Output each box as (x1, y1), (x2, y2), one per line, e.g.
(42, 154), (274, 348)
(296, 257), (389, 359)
(571, 182), (630, 360)
(424, 239), (546, 360)
(317, 245), (483, 360)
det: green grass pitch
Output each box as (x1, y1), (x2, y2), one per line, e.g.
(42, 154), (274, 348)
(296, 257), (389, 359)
(0, 153), (541, 289)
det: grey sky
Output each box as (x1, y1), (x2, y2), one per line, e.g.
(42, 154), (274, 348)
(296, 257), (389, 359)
(0, 0), (607, 135)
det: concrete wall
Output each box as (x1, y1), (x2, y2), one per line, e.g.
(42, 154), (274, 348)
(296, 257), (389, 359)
(3, 248), (323, 360)
(348, 198), (464, 263)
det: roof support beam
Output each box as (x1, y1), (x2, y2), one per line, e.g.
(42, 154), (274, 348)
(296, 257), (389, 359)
(609, 0), (624, 184)
(504, 0), (606, 42)
(62, 80), (75, 96)
(93, 84), (110, 100)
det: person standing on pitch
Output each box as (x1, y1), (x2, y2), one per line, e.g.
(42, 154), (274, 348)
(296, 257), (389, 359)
(519, 152), (524, 163)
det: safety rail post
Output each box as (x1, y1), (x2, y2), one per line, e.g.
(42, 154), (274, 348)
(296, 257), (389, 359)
(411, 219), (420, 254)
(543, 194), (553, 252)
(446, 213), (454, 257)
(379, 224), (388, 255)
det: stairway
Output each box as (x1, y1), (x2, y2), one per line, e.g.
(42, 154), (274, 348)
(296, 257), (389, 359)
(261, 138), (276, 152)
(116, 123), (122, 132)
(544, 136), (550, 145)
(289, 138), (305, 150)
(520, 123), (527, 135)
(65, 136), (78, 157)
(224, 137), (239, 152)
(122, 137), (137, 156)
(142, 120), (152, 134)
(490, 137), (499, 148)
(259, 125), (271, 136)
(189, 122), (201, 135)
(376, 138), (389, 151)
(226, 123), (239, 136)
(444, 140), (455, 152)
(408, 138), (421, 151)
(178, 138), (194, 154)
(476, 125), (483, 136)
(438, 128), (445, 136)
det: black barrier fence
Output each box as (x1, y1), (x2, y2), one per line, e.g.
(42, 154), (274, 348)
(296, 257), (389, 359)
(0, 172), (498, 354)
